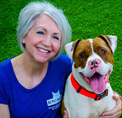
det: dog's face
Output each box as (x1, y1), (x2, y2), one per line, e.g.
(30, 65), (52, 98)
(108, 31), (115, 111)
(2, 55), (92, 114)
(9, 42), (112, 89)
(65, 35), (117, 93)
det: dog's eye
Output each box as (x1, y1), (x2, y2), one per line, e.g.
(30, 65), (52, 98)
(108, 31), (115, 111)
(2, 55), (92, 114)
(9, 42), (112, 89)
(79, 52), (85, 58)
(100, 49), (106, 54)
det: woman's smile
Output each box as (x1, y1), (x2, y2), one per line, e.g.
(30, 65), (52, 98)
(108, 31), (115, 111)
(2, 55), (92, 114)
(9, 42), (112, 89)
(36, 47), (51, 54)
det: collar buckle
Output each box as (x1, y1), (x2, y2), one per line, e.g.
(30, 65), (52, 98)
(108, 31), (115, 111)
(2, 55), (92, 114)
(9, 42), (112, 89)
(94, 89), (108, 101)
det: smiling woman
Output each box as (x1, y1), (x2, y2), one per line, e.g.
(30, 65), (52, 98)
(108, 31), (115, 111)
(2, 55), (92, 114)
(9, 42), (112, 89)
(0, 1), (72, 118)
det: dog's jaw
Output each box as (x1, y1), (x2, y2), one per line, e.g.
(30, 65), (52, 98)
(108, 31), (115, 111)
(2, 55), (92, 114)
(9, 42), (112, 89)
(80, 70), (111, 93)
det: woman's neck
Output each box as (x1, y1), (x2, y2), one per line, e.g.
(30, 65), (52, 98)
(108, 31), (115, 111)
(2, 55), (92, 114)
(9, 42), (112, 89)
(12, 52), (49, 79)
(11, 53), (49, 89)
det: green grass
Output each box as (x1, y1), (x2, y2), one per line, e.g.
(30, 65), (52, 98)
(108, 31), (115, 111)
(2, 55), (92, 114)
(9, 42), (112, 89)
(0, 0), (122, 116)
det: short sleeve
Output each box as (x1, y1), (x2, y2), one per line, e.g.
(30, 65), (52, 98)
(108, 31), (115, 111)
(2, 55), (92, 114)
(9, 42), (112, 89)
(0, 76), (9, 105)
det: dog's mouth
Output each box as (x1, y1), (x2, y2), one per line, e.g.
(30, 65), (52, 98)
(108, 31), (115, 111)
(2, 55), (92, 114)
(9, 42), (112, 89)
(80, 71), (110, 93)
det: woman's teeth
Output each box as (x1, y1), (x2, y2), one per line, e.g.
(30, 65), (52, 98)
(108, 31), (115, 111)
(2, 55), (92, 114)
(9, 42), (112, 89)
(37, 48), (49, 53)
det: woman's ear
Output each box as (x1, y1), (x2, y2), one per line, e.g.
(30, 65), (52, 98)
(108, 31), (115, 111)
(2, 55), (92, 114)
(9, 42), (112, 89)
(22, 36), (27, 49)
(22, 36), (26, 44)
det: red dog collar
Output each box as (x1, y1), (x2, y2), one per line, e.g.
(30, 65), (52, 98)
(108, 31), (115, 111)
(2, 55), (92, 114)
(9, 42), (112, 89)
(71, 73), (108, 101)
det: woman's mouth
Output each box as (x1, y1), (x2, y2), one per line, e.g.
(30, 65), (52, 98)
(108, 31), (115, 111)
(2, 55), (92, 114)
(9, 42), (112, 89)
(36, 47), (50, 53)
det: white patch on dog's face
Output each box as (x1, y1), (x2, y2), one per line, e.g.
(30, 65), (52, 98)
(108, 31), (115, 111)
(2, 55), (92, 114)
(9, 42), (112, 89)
(88, 39), (94, 54)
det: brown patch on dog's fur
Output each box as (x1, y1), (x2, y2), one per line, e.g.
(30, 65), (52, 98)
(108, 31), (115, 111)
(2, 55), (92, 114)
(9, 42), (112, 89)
(98, 35), (113, 53)
(61, 97), (66, 116)
(88, 113), (96, 118)
(73, 40), (92, 68)
(93, 37), (114, 65)
(73, 39), (81, 58)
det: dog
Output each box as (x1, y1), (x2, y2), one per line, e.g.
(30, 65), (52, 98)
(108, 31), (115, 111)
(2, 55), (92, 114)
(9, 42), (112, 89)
(61, 35), (117, 118)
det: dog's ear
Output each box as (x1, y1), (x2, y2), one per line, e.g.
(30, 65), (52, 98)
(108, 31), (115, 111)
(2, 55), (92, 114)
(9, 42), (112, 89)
(65, 39), (81, 62)
(65, 42), (74, 62)
(98, 35), (117, 53)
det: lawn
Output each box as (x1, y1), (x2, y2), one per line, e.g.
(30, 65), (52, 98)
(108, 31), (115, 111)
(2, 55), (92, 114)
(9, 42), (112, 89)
(0, 0), (122, 116)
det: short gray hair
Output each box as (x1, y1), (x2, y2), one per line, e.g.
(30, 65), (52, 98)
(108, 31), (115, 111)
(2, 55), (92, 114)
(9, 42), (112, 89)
(17, 1), (72, 59)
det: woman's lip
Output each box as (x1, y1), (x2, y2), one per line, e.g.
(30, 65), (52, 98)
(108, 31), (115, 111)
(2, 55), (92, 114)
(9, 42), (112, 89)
(36, 47), (50, 53)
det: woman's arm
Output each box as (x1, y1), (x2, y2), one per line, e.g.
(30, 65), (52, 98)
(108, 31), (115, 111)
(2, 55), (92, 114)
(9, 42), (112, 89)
(0, 104), (10, 118)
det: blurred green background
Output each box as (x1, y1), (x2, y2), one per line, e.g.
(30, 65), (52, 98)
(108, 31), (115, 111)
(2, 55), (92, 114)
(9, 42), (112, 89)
(0, 0), (122, 116)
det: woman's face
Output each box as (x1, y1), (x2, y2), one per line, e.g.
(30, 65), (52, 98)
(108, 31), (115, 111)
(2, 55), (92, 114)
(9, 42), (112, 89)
(22, 14), (61, 63)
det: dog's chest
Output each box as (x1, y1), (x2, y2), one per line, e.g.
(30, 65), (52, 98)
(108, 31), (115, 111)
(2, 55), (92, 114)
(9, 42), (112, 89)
(64, 74), (116, 118)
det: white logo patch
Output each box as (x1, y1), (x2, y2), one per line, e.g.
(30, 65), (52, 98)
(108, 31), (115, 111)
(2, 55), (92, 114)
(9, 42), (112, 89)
(47, 90), (62, 110)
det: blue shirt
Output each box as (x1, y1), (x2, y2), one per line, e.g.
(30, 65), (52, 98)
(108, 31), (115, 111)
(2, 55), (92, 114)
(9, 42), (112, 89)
(0, 53), (72, 118)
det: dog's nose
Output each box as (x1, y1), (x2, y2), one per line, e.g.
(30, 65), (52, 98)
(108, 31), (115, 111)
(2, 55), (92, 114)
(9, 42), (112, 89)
(89, 59), (101, 69)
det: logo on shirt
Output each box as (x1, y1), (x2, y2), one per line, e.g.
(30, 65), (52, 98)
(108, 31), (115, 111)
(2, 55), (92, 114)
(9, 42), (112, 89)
(47, 90), (62, 110)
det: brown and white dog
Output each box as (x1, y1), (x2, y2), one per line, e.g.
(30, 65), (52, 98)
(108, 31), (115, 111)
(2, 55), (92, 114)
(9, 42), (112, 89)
(61, 35), (117, 118)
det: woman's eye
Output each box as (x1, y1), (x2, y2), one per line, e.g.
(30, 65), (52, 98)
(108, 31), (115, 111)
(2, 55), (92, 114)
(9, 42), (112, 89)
(37, 31), (44, 35)
(52, 36), (59, 40)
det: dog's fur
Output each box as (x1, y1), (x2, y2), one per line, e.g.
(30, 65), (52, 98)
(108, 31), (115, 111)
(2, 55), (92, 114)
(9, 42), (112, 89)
(61, 35), (117, 118)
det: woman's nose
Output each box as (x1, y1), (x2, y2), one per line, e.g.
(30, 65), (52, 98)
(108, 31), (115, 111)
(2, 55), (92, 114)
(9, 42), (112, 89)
(41, 36), (51, 46)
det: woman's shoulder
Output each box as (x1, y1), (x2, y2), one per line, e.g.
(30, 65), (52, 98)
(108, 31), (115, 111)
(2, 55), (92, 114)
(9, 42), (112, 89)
(52, 53), (72, 70)
(0, 58), (13, 80)
(57, 53), (72, 63)
(52, 53), (72, 67)
(0, 58), (12, 103)
(0, 58), (12, 69)
(0, 57), (12, 64)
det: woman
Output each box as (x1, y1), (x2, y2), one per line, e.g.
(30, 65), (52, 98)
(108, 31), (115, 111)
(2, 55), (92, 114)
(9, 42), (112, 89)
(0, 1), (121, 118)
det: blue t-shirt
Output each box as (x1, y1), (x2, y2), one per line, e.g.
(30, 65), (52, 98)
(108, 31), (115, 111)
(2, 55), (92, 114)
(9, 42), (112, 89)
(0, 53), (72, 118)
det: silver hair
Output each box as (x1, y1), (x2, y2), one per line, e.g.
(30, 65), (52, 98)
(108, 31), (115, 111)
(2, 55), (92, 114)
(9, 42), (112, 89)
(17, 1), (72, 60)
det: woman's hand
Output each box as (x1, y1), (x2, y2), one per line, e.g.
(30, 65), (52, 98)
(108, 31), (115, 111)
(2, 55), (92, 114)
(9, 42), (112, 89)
(63, 110), (68, 118)
(100, 94), (122, 118)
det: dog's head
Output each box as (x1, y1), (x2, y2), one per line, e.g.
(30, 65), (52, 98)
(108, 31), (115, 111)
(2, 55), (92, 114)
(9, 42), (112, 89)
(65, 35), (117, 93)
